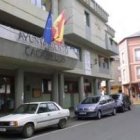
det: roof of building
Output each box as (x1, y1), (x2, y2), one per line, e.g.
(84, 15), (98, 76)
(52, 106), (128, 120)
(128, 31), (140, 38)
(119, 31), (140, 44)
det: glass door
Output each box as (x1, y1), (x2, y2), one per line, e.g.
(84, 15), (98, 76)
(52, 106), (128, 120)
(0, 76), (15, 113)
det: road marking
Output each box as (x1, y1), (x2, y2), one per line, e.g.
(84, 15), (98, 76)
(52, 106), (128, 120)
(28, 121), (92, 140)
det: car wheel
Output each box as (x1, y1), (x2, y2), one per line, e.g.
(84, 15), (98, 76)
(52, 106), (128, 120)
(97, 111), (101, 119)
(58, 119), (67, 129)
(22, 123), (34, 138)
(128, 105), (132, 110)
(112, 108), (116, 115)
(77, 117), (81, 120)
(121, 105), (125, 112)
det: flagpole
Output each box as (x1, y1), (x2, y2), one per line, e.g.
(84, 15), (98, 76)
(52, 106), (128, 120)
(49, 0), (52, 12)
(65, 15), (73, 25)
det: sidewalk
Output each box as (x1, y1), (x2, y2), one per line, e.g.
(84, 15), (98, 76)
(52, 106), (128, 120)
(69, 109), (75, 118)
(133, 98), (140, 105)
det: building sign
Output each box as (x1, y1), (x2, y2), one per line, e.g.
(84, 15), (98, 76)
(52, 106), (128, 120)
(17, 31), (78, 62)
(18, 32), (68, 55)
(25, 46), (65, 63)
(17, 32), (78, 63)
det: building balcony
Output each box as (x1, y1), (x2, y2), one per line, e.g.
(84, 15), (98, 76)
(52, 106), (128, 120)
(0, 24), (78, 70)
(0, 0), (46, 37)
(78, 0), (108, 22)
(105, 35), (118, 55)
(65, 22), (118, 56)
(0, 0), (118, 56)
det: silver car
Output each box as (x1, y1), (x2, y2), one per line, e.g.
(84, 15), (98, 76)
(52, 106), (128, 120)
(75, 95), (116, 119)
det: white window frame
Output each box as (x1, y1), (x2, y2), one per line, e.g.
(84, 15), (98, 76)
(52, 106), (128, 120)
(84, 11), (90, 27)
(31, 0), (42, 8)
(135, 48), (140, 61)
(136, 67), (140, 79)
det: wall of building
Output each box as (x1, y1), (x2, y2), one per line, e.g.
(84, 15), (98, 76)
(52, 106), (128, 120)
(127, 37), (140, 82)
(0, 0), (46, 27)
(119, 40), (130, 85)
(63, 0), (107, 50)
(0, 0), (118, 111)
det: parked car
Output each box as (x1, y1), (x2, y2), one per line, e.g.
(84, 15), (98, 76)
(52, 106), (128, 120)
(0, 101), (70, 138)
(74, 95), (116, 119)
(110, 93), (132, 112)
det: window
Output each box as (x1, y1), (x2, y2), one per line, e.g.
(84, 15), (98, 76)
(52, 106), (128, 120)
(123, 69), (126, 82)
(121, 52), (124, 64)
(64, 81), (78, 93)
(31, 0), (50, 11)
(83, 0), (90, 5)
(38, 103), (59, 113)
(66, 44), (82, 61)
(84, 79), (91, 93)
(84, 11), (90, 27)
(41, 79), (52, 93)
(135, 48), (140, 61)
(109, 38), (113, 45)
(104, 58), (109, 69)
(136, 67), (140, 79)
(81, 97), (100, 104)
(38, 103), (49, 113)
(47, 103), (59, 111)
(98, 56), (109, 69)
(31, 0), (41, 8)
(14, 104), (38, 114)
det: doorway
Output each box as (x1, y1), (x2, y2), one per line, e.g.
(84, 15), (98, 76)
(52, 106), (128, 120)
(0, 76), (15, 113)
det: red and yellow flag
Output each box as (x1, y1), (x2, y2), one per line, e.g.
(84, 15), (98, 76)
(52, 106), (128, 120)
(52, 10), (66, 44)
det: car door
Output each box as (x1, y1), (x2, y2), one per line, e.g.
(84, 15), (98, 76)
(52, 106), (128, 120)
(99, 96), (108, 115)
(47, 102), (62, 125)
(122, 95), (127, 108)
(124, 95), (130, 109)
(35, 103), (52, 129)
(106, 95), (114, 113)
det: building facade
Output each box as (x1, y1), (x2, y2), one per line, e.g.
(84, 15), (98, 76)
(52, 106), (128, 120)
(0, 0), (118, 113)
(110, 56), (121, 94)
(119, 32), (140, 99)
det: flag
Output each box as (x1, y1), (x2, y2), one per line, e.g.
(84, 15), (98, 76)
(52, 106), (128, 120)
(52, 10), (66, 44)
(43, 11), (52, 45)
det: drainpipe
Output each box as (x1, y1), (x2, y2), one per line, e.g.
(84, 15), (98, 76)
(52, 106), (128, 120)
(127, 40), (132, 98)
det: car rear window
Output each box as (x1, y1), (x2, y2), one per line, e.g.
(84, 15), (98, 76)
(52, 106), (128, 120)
(81, 97), (100, 104)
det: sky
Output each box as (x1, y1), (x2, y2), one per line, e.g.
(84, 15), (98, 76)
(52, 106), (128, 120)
(96, 0), (140, 42)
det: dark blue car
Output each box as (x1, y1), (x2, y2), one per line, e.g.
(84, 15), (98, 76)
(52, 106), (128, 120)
(110, 93), (132, 112)
(75, 95), (116, 119)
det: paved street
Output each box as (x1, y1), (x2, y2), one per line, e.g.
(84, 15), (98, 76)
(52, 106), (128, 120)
(0, 105), (140, 140)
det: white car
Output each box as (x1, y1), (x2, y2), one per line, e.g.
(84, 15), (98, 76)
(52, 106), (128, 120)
(0, 101), (70, 138)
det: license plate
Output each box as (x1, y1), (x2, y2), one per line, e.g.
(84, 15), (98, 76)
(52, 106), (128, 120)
(0, 128), (6, 132)
(79, 112), (86, 115)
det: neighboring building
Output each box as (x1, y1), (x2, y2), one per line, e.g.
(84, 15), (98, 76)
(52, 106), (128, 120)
(110, 56), (122, 94)
(119, 31), (140, 99)
(0, 0), (118, 113)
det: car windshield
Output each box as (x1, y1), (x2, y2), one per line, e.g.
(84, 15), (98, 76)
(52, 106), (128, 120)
(110, 94), (120, 100)
(81, 97), (100, 104)
(13, 104), (38, 114)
